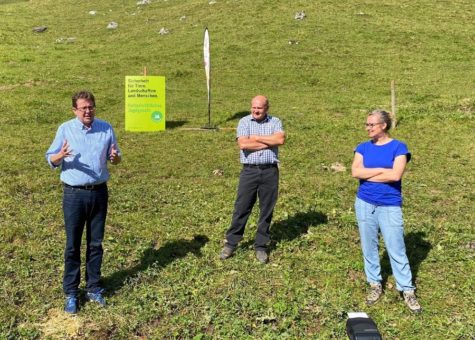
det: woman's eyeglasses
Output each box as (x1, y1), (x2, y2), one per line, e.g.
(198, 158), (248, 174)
(364, 123), (383, 128)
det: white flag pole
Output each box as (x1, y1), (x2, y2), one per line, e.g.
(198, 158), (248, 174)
(391, 80), (397, 129)
(203, 27), (212, 128)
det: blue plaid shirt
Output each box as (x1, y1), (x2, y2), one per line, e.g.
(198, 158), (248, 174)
(237, 114), (284, 165)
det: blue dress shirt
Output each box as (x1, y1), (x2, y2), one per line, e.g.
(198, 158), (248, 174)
(46, 118), (121, 186)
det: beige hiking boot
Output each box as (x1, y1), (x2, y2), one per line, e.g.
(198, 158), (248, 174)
(403, 290), (422, 314)
(366, 283), (383, 305)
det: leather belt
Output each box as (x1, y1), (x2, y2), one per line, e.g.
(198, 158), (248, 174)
(243, 164), (277, 169)
(63, 182), (106, 190)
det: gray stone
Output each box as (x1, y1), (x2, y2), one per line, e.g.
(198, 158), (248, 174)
(330, 162), (346, 172)
(55, 37), (76, 44)
(159, 27), (169, 35)
(107, 22), (118, 29)
(33, 26), (47, 33)
(294, 11), (306, 20)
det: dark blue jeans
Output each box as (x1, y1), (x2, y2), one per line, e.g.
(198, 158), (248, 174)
(225, 166), (279, 251)
(62, 184), (108, 296)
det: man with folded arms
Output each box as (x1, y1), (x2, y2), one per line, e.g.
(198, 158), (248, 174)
(220, 95), (285, 264)
(46, 91), (121, 314)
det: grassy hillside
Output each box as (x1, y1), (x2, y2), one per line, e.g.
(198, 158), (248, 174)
(1, 0), (474, 338)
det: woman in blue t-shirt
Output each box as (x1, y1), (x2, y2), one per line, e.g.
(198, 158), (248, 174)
(351, 110), (421, 314)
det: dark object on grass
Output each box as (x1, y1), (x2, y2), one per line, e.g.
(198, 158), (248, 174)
(33, 26), (47, 33)
(346, 314), (382, 340)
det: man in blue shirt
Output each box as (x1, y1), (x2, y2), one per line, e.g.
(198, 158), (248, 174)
(220, 95), (285, 264)
(46, 91), (121, 314)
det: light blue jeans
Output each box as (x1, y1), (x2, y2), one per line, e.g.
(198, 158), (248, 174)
(355, 197), (415, 291)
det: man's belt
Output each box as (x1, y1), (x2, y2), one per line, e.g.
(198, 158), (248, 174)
(63, 182), (106, 190)
(243, 164), (277, 169)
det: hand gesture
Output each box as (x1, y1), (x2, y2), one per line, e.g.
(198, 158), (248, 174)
(51, 139), (72, 166)
(60, 139), (73, 159)
(109, 144), (121, 164)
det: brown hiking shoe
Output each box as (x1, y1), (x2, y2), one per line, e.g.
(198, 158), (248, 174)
(403, 290), (422, 314)
(366, 283), (383, 305)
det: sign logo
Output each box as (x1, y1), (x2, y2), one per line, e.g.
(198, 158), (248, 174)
(151, 111), (162, 122)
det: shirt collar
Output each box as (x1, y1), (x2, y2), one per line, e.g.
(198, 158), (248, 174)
(74, 117), (94, 131)
(250, 114), (270, 123)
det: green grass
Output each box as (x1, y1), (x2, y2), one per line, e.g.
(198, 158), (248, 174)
(1, 0), (474, 338)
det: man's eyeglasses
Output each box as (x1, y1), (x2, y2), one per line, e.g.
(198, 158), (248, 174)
(364, 123), (383, 128)
(75, 106), (95, 113)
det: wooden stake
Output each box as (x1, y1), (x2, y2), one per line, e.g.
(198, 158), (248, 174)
(391, 80), (397, 129)
(143, 66), (147, 76)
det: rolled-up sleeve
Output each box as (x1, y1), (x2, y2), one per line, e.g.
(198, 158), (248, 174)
(45, 125), (64, 169)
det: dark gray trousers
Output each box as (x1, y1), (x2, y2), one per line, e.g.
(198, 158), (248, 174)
(225, 166), (279, 250)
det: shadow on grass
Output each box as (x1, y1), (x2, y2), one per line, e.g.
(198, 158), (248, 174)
(380, 231), (432, 286)
(240, 210), (328, 251)
(225, 111), (249, 123)
(103, 234), (209, 295)
(271, 210), (328, 246)
(166, 120), (187, 129)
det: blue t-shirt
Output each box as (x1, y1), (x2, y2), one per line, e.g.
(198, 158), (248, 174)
(355, 139), (411, 206)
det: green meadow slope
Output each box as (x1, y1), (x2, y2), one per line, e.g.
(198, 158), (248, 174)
(1, 0), (474, 338)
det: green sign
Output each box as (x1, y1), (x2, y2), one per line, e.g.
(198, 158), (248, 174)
(125, 76), (166, 131)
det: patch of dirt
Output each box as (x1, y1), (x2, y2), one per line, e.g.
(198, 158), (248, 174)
(37, 308), (83, 338)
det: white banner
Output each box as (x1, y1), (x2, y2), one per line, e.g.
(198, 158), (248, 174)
(203, 28), (211, 113)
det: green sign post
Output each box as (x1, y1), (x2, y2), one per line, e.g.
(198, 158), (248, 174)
(125, 76), (166, 131)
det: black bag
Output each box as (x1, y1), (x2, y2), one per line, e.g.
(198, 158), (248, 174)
(346, 317), (382, 340)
